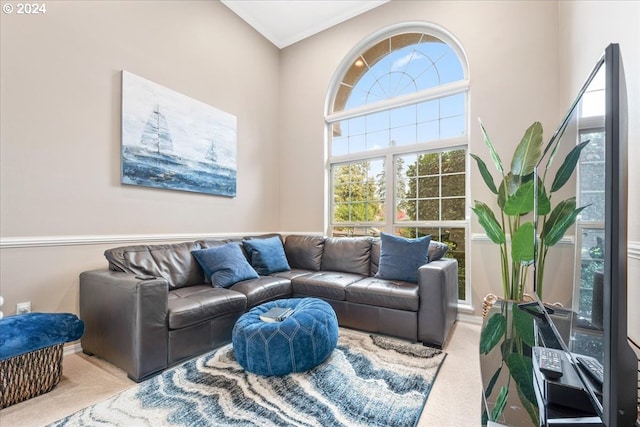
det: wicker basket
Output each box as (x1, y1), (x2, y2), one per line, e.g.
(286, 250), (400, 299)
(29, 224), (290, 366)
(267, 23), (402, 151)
(481, 293), (535, 318)
(0, 343), (64, 408)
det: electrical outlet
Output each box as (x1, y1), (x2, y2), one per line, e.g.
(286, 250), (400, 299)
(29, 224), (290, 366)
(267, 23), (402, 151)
(16, 302), (31, 315)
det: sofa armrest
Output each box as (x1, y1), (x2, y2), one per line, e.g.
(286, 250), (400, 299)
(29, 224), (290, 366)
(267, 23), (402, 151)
(79, 269), (169, 382)
(416, 257), (458, 348)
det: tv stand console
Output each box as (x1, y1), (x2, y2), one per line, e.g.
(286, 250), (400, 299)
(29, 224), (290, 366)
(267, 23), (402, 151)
(480, 300), (602, 426)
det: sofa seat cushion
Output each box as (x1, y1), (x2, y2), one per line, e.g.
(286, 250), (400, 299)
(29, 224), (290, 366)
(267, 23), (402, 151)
(167, 286), (247, 330)
(346, 277), (419, 311)
(291, 272), (364, 301)
(270, 269), (314, 280)
(229, 277), (292, 307)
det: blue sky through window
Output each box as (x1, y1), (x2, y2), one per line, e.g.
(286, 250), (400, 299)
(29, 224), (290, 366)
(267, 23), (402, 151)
(345, 40), (464, 111)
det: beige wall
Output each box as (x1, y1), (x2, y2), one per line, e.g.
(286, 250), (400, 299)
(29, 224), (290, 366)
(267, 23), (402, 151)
(279, 0), (563, 314)
(557, 0), (640, 342)
(0, 1), (281, 314)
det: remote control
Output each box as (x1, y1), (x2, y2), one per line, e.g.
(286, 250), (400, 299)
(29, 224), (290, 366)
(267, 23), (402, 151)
(576, 356), (604, 385)
(537, 347), (564, 379)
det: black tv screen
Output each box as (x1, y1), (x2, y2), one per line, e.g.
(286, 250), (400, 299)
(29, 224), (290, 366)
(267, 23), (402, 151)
(533, 43), (637, 426)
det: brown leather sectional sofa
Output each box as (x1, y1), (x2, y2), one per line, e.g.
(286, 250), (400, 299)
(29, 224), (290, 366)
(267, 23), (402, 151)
(79, 234), (459, 382)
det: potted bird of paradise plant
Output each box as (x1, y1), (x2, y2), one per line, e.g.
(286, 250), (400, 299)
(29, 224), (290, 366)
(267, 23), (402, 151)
(475, 120), (589, 424)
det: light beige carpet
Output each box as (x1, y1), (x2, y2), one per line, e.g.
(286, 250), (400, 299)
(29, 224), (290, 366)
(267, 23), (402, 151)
(0, 350), (135, 427)
(0, 321), (482, 427)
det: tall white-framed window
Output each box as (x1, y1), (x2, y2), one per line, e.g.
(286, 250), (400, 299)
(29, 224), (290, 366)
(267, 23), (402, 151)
(325, 23), (471, 303)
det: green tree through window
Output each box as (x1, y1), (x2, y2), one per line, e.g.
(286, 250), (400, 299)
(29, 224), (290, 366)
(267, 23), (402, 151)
(332, 161), (384, 224)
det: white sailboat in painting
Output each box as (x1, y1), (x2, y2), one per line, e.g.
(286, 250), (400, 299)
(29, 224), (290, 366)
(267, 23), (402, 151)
(140, 104), (174, 154)
(205, 141), (217, 164)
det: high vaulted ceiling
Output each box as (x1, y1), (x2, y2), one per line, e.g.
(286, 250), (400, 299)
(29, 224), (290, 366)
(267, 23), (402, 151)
(220, 0), (390, 49)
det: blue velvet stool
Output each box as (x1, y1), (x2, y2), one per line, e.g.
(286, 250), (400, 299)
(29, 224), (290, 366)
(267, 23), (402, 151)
(232, 298), (338, 376)
(0, 312), (85, 408)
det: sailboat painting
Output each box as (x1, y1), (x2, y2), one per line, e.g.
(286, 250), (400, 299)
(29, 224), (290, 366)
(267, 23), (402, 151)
(121, 71), (237, 197)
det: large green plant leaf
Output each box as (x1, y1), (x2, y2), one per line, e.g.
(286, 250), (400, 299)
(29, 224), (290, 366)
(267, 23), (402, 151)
(535, 177), (551, 216)
(503, 180), (534, 216)
(500, 337), (515, 360)
(497, 173), (520, 210)
(516, 374), (540, 425)
(543, 122), (569, 173)
(479, 119), (504, 176)
(513, 304), (535, 347)
(550, 140), (590, 192)
(506, 353), (537, 423)
(506, 353), (535, 402)
(484, 365), (503, 400)
(541, 198), (587, 246)
(472, 201), (506, 244)
(490, 385), (509, 421)
(511, 122), (544, 177)
(511, 222), (535, 264)
(480, 312), (507, 354)
(471, 154), (499, 195)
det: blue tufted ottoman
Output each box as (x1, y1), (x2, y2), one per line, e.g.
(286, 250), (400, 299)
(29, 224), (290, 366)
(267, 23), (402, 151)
(0, 312), (85, 408)
(232, 298), (338, 376)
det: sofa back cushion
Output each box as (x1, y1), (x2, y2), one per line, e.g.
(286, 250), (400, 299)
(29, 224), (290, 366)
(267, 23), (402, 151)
(105, 241), (203, 289)
(196, 239), (232, 249)
(321, 237), (372, 276)
(284, 235), (325, 271)
(370, 239), (381, 276)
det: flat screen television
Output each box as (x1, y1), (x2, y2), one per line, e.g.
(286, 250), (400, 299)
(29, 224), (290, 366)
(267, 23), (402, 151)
(532, 43), (637, 426)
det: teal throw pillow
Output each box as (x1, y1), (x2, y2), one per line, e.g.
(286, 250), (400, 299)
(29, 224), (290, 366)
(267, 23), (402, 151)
(375, 233), (431, 283)
(242, 236), (291, 275)
(192, 243), (258, 288)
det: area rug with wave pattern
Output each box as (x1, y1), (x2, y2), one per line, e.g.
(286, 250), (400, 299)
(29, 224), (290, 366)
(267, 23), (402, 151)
(49, 328), (446, 427)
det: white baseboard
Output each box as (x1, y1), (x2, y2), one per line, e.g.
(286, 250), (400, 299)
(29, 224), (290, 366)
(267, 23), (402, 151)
(458, 312), (483, 325)
(64, 342), (83, 356)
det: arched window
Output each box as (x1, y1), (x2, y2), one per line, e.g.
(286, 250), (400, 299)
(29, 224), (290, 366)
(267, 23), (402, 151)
(325, 23), (470, 303)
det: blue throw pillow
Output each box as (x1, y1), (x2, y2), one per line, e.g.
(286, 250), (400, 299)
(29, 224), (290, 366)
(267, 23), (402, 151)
(243, 236), (291, 275)
(192, 243), (258, 288)
(374, 233), (431, 283)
